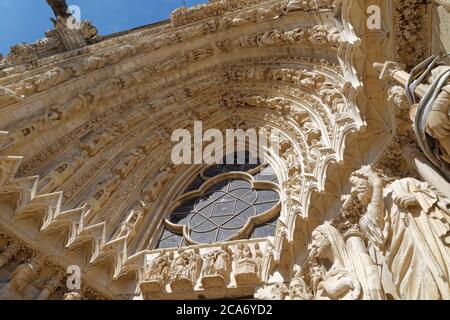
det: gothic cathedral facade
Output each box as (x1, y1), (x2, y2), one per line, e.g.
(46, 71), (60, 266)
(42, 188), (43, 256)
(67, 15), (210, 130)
(0, 0), (449, 300)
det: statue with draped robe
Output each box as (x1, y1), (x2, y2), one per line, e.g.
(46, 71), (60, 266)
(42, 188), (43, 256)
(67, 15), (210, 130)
(350, 167), (450, 300)
(307, 221), (385, 300)
(403, 56), (450, 176)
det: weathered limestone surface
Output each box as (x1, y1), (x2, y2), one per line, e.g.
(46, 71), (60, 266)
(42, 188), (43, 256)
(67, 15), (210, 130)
(0, 0), (449, 300)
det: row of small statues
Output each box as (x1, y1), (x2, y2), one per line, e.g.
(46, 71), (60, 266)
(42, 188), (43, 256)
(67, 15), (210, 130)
(145, 243), (264, 288)
(171, 0), (335, 27)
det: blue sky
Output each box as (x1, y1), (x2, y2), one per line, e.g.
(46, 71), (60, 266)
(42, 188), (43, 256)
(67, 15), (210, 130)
(0, 0), (207, 55)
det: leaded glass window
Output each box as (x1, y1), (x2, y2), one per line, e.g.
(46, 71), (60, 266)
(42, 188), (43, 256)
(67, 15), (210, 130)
(157, 152), (280, 248)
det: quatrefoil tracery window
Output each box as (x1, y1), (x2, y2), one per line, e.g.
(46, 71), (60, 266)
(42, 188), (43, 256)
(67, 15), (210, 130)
(157, 153), (281, 248)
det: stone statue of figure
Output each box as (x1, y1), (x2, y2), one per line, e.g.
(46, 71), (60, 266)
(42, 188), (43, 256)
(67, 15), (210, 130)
(254, 243), (263, 276)
(308, 222), (362, 300)
(400, 56), (450, 175)
(411, 60), (450, 168)
(288, 273), (313, 300)
(113, 148), (144, 180)
(201, 251), (217, 277)
(214, 244), (232, 281)
(170, 249), (191, 281)
(351, 167), (450, 300)
(418, 64), (450, 165)
(146, 250), (174, 283)
(237, 244), (253, 262)
(201, 245), (232, 282)
(117, 202), (145, 239)
(188, 248), (203, 284)
(285, 0), (306, 13)
(80, 21), (99, 42)
(271, 282), (289, 300)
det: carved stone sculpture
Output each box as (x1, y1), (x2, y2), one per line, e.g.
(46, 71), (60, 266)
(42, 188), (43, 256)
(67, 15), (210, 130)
(188, 248), (203, 285)
(80, 21), (100, 43)
(36, 272), (64, 300)
(272, 282), (290, 300)
(7, 44), (38, 66)
(90, 176), (121, 212)
(113, 149), (144, 180)
(351, 167), (450, 300)
(214, 244), (233, 281)
(307, 222), (362, 300)
(288, 273), (313, 300)
(35, 67), (73, 92)
(0, 87), (21, 106)
(234, 244), (260, 285)
(416, 65), (450, 165)
(201, 244), (232, 288)
(116, 202), (145, 239)
(285, 0), (335, 13)
(40, 155), (84, 193)
(81, 130), (117, 157)
(142, 166), (174, 203)
(145, 250), (174, 286)
(169, 249), (194, 291)
(254, 243), (263, 277)
(376, 60), (450, 176)
(0, 0), (447, 302)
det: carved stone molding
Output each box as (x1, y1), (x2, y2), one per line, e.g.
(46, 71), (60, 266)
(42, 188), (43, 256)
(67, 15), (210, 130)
(141, 239), (268, 300)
